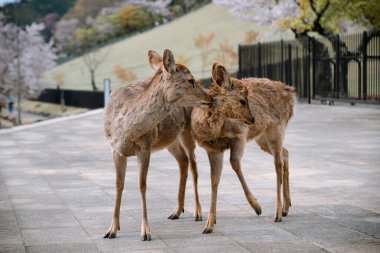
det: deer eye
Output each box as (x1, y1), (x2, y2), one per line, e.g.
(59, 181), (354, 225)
(240, 100), (246, 106)
(188, 79), (195, 87)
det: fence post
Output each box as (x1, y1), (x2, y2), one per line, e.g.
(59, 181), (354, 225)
(288, 44), (292, 85)
(281, 40), (284, 82)
(312, 37), (316, 102)
(238, 45), (242, 78)
(362, 31), (368, 100)
(335, 34), (340, 99)
(103, 79), (111, 107)
(258, 42), (262, 77)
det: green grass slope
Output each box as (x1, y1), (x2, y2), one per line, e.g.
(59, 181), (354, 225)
(42, 3), (294, 91)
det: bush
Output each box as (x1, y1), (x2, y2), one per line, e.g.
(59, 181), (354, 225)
(116, 5), (153, 34)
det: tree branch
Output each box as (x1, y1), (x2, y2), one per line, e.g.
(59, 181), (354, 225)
(318, 1), (331, 18)
(308, 0), (317, 14)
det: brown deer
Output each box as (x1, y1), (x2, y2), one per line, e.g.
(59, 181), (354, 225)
(192, 63), (295, 233)
(103, 49), (212, 240)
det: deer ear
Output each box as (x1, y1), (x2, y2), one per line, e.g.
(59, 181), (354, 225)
(148, 50), (162, 70)
(163, 49), (176, 76)
(212, 63), (230, 88)
(211, 62), (219, 81)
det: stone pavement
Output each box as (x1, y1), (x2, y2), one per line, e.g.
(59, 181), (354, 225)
(0, 103), (379, 253)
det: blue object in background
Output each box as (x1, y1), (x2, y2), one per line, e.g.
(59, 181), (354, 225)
(7, 95), (14, 113)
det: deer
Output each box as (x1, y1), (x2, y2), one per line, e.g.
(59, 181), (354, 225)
(103, 49), (212, 240)
(191, 62), (295, 233)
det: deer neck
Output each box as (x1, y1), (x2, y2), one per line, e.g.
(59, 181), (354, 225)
(192, 109), (225, 141)
(120, 76), (173, 140)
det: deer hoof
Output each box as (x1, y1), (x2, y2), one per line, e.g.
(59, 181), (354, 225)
(195, 215), (202, 221)
(202, 227), (213, 234)
(141, 234), (151, 241)
(282, 210), (288, 217)
(274, 216), (282, 222)
(168, 213), (180, 220)
(104, 231), (116, 239)
(255, 206), (262, 216)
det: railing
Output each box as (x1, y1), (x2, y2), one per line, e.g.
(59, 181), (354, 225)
(238, 31), (380, 103)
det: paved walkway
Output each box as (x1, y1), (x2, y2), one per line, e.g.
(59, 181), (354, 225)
(0, 103), (379, 253)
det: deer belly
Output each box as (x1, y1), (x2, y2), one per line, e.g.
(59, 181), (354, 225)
(151, 132), (180, 151)
(198, 138), (231, 152)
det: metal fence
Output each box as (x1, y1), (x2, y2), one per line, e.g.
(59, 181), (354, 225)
(238, 31), (380, 103)
(37, 89), (104, 109)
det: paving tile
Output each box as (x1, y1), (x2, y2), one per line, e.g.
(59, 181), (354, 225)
(241, 241), (328, 253)
(9, 193), (65, 210)
(301, 204), (380, 239)
(0, 245), (26, 253)
(15, 209), (80, 229)
(25, 243), (98, 253)
(171, 245), (249, 253)
(92, 232), (168, 252)
(21, 227), (92, 246)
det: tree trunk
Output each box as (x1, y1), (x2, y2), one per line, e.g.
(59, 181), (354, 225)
(90, 69), (97, 91)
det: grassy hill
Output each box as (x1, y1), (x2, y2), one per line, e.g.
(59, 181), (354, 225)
(42, 3), (294, 91)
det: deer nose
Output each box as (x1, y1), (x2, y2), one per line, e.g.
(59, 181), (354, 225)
(250, 117), (255, 124)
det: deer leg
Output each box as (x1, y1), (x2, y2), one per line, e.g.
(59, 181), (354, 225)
(180, 131), (202, 221)
(167, 142), (188, 220)
(256, 135), (284, 222)
(104, 151), (127, 239)
(282, 147), (291, 216)
(188, 149), (202, 221)
(230, 138), (261, 216)
(137, 149), (152, 241)
(273, 150), (284, 222)
(203, 151), (223, 234)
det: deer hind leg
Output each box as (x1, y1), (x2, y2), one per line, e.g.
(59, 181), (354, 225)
(282, 147), (291, 216)
(137, 149), (152, 241)
(180, 131), (202, 221)
(256, 134), (284, 222)
(203, 151), (224, 234)
(230, 138), (261, 216)
(167, 141), (189, 220)
(104, 151), (127, 239)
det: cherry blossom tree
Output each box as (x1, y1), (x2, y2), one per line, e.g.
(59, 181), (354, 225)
(214, 0), (298, 28)
(0, 13), (56, 123)
(214, 0), (378, 97)
(127, 0), (172, 20)
(53, 18), (79, 55)
(213, 0), (377, 37)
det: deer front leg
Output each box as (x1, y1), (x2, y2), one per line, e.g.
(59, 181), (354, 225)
(188, 150), (202, 221)
(137, 149), (152, 241)
(167, 143), (188, 220)
(203, 151), (223, 234)
(104, 151), (127, 239)
(274, 151), (284, 222)
(282, 147), (291, 216)
(230, 138), (262, 216)
(181, 130), (202, 221)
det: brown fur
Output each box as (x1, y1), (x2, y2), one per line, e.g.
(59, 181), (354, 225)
(103, 49), (212, 240)
(191, 63), (295, 233)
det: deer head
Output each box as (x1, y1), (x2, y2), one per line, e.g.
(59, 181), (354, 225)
(148, 49), (212, 108)
(209, 62), (255, 125)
